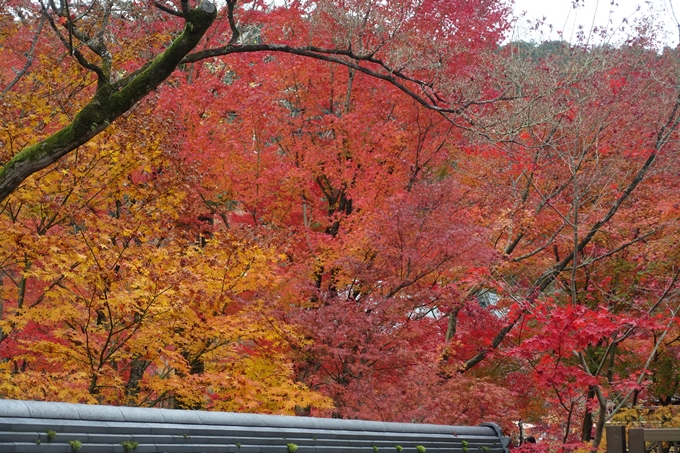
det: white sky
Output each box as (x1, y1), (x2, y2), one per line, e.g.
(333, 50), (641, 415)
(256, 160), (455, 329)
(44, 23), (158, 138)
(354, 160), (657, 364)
(511, 0), (680, 46)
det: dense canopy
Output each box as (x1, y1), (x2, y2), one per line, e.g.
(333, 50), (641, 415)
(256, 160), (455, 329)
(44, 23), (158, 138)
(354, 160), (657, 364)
(2, 0), (680, 449)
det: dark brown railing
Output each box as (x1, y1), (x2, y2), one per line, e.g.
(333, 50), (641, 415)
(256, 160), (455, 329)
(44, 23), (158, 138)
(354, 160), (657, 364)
(607, 425), (680, 453)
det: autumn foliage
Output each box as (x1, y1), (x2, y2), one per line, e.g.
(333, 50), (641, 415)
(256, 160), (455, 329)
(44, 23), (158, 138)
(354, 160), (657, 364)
(2, 0), (680, 450)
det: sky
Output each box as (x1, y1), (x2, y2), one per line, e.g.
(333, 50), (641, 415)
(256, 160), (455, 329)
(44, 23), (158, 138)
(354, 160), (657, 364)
(511, 0), (680, 46)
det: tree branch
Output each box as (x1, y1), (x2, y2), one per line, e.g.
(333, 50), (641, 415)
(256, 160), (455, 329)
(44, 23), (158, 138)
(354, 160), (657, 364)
(1, 16), (46, 95)
(181, 44), (517, 117)
(225, 0), (239, 45)
(462, 87), (680, 372)
(0, 0), (217, 203)
(154, 1), (184, 17)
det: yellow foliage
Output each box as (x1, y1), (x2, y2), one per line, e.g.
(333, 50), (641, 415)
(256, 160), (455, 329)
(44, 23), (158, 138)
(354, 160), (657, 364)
(0, 73), (331, 413)
(611, 406), (680, 428)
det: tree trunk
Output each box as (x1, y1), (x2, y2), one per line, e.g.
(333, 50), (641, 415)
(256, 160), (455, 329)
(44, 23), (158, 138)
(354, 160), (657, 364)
(125, 357), (151, 406)
(581, 386), (595, 442)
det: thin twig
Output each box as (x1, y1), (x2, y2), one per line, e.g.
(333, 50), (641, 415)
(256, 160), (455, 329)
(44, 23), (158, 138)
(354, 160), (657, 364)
(1, 16), (46, 95)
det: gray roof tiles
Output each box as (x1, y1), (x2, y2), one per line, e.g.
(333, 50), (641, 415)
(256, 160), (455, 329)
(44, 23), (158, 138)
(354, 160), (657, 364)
(0, 399), (510, 453)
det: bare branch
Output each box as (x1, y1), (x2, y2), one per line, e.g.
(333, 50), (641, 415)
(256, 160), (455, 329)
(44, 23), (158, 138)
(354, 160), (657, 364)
(154, 1), (184, 17)
(565, 229), (657, 271)
(181, 44), (518, 118)
(225, 0), (239, 45)
(37, 0), (107, 83)
(511, 221), (569, 262)
(1, 16), (46, 95)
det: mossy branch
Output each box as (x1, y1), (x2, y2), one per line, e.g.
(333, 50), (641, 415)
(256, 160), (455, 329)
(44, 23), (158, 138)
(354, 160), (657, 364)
(0, 0), (216, 203)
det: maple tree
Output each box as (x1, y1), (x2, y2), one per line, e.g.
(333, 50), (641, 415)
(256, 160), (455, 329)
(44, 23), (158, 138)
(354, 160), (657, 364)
(0, 0), (510, 418)
(0, 99), (332, 411)
(454, 41), (680, 446)
(0, 0), (509, 202)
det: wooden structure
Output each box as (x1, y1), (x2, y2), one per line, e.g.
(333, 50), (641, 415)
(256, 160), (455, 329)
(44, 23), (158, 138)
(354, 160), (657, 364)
(0, 399), (511, 453)
(607, 425), (680, 453)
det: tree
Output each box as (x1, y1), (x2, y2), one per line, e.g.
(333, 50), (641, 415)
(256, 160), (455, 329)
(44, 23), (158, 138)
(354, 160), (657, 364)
(0, 0), (509, 202)
(0, 90), (332, 412)
(454, 42), (680, 446)
(1, 0), (512, 417)
(160, 44), (512, 422)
